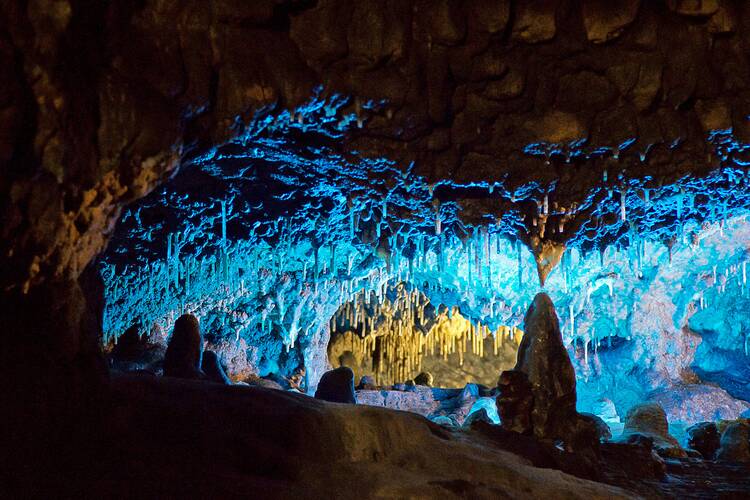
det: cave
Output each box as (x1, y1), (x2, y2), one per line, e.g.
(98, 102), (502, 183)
(5, 1), (750, 498)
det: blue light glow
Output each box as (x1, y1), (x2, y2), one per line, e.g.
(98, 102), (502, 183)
(100, 91), (750, 425)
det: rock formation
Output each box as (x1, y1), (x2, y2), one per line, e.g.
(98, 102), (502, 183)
(716, 421), (750, 462)
(687, 421), (721, 460)
(619, 403), (687, 458)
(202, 350), (231, 385)
(413, 372), (434, 386)
(5, 2), (750, 496)
(163, 314), (204, 380)
(314, 367), (357, 404)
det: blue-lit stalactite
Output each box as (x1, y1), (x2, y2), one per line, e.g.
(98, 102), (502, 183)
(100, 91), (750, 420)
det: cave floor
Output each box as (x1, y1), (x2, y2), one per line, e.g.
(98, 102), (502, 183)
(26, 374), (750, 499)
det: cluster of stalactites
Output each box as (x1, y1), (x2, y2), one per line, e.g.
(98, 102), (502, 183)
(330, 285), (522, 385)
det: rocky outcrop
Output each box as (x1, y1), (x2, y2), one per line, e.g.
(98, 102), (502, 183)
(582, 0), (641, 44)
(498, 293), (599, 451)
(510, 293), (577, 438)
(163, 314), (204, 380)
(497, 369), (534, 434)
(687, 421), (721, 460)
(86, 373), (634, 499)
(314, 367), (357, 404)
(580, 412), (613, 442)
(620, 403), (687, 458)
(716, 421), (750, 462)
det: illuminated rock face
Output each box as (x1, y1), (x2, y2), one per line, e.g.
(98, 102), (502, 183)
(97, 98), (750, 418)
(327, 285), (520, 386)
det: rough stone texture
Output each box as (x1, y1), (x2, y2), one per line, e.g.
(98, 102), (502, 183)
(315, 366), (357, 404)
(202, 350), (231, 385)
(716, 421), (750, 462)
(463, 407), (493, 428)
(58, 374), (632, 500)
(620, 403), (688, 458)
(356, 384), (489, 426)
(513, 292), (578, 442)
(580, 412), (613, 442)
(163, 314), (204, 379)
(647, 383), (750, 424)
(582, 0), (641, 43)
(497, 369), (534, 434)
(687, 421), (721, 460)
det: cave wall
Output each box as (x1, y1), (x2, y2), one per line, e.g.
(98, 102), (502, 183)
(4, 0), (750, 477)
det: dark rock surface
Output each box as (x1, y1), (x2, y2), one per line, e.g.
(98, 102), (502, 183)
(716, 421), (750, 462)
(503, 293), (580, 445)
(463, 408), (493, 428)
(108, 323), (165, 374)
(414, 371), (434, 386)
(687, 421), (721, 460)
(163, 314), (204, 380)
(497, 369), (533, 434)
(84, 374), (632, 499)
(357, 375), (376, 390)
(580, 412), (613, 442)
(315, 366), (357, 404)
(202, 350), (231, 385)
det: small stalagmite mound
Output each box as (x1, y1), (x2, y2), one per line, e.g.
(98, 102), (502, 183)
(163, 314), (204, 380)
(315, 367), (357, 404)
(619, 403), (687, 458)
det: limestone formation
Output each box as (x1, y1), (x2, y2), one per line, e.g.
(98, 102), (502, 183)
(620, 403), (687, 458)
(202, 350), (231, 385)
(687, 422), (720, 460)
(513, 292), (577, 441)
(109, 323), (164, 375)
(497, 369), (533, 435)
(716, 421), (750, 462)
(314, 367), (357, 404)
(163, 314), (204, 380)
(580, 412), (613, 442)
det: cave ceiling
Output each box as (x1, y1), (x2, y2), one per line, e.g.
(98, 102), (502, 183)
(4, 0), (750, 292)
